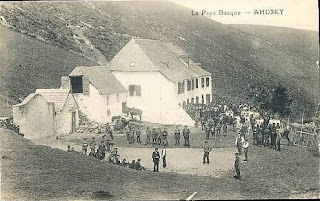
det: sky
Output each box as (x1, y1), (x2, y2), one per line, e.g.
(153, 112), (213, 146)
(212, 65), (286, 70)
(171, 0), (319, 31)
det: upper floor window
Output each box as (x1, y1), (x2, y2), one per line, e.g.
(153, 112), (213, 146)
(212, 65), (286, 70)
(206, 77), (210, 87)
(187, 80), (191, 91)
(191, 79), (194, 90)
(70, 76), (83, 93)
(195, 79), (199, 88)
(201, 78), (205, 88)
(178, 81), (185, 94)
(129, 85), (141, 96)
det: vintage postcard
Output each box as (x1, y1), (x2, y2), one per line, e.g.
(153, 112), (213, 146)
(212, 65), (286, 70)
(0, 0), (319, 200)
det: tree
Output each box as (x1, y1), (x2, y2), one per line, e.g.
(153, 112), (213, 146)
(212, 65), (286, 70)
(270, 82), (293, 118)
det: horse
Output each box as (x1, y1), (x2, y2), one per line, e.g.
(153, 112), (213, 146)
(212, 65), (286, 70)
(123, 106), (142, 121)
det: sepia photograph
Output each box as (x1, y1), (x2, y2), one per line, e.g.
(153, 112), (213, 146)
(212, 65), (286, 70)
(0, 0), (319, 200)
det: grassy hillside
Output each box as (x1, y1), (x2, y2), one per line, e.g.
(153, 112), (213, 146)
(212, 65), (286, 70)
(1, 129), (319, 200)
(0, 24), (97, 116)
(0, 1), (318, 119)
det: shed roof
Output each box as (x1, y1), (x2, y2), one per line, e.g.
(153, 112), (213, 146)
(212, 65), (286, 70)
(69, 66), (127, 95)
(108, 39), (211, 82)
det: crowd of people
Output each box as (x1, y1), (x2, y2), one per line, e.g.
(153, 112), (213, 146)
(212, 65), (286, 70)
(124, 124), (192, 147)
(65, 100), (297, 179)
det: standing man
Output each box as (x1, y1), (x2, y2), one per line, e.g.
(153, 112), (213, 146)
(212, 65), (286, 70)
(222, 122), (228, 137)
(174, 126), (180, 146)
(158, 128), (162, 145)
(203, 141), (212, 164)
(89, 137), (96, 153)
(82, 138), (88, 155)
(130, 127), (135, 144)
(183, 125), (190, 147)
(234, 153), (241, 180)
(162, 127), (168, 146)
(205, 123), (210, 140)
(242, 139), (249, 161)
(235, 133), (242, 155)
(136, 127), (142, 144)
(276, 129), (281, 151)
(151, 127), (157, 145)
(152, 148), (160, 172)
(145, 127), (151, 145)
(161, 147), (167, 168)
(97, 140), (106, 160)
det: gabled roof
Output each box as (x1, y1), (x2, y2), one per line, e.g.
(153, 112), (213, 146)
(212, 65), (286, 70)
(108, 38), (211, 82)
(35, 89), (70, 111)
(69, 66), (127, 95)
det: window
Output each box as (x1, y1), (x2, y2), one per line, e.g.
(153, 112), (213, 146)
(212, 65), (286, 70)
(129, 85), (141, 96)
(201, 78), (205, 88)
(187, 99), (190, 105)
(196, 96), (199, 104)
(187, 80), (191, 91)
(191, 98), (194, 104)
(117, 94), (120, 102)
(182, 101), (186, 109)
(201, 95), (204, 104)
(206, 77), (210, 87)
(107, 109), (111, 116)
(70, 76), (83, 93)
(195, 79), (198, 88)
(191, 79), (194, 90)
(107, 96), (109, 105)
(206, 94), (211, 104)
(178, 81), (185, 94)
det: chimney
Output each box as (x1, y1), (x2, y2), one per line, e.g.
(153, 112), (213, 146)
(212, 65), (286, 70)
(179, 54), (190, 67)
(61, 76), (70, 89)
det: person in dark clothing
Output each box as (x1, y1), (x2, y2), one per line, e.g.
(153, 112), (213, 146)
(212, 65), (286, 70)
(129, 160), (136, 169)
(205, 124), (210, 140)
(152, 128), (157, 145)
(135, 159), (146, 171)
(276, 130), (281, 151)
(136, 127), (142, 144)
(97, 141), (106, 160)
(174, 126), (180, 146)
(203, 141), (211, 164)
(270, 124), (277, 149)
(145, 127), (152, 145)
(234, 153), (241, 180)
(152, 148), (160, 172)
(162, 128), (168, 146)
(183, 126), (190, 147)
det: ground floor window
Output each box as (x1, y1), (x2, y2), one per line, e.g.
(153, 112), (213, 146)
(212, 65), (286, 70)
(206, 94), (211, 104)
(187, 99), (190, 105)
(191, 98), (194, 104)
(196, 96), (199, 104)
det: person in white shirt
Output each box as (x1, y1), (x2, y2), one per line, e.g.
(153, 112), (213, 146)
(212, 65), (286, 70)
(161, 148), (167, 168)
(242, 139), (249, 161)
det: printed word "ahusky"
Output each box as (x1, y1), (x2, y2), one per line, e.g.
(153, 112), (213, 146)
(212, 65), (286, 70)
(254, 9), (284, 15)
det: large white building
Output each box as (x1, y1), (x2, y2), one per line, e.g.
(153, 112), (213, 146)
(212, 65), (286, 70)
(108, 38), (212, 126)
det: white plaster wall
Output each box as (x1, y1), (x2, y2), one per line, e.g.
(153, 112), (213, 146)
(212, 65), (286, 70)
(112, 71), (194, 126)
(177, 76), (212, 105)
(13, 94), (55, 140)
(74, 83), (126, 124)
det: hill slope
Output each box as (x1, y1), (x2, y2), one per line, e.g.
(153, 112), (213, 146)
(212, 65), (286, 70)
(0, 1), (318, 118)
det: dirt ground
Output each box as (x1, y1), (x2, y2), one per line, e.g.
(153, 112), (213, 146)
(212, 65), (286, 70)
(49, 139), (238, 178)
